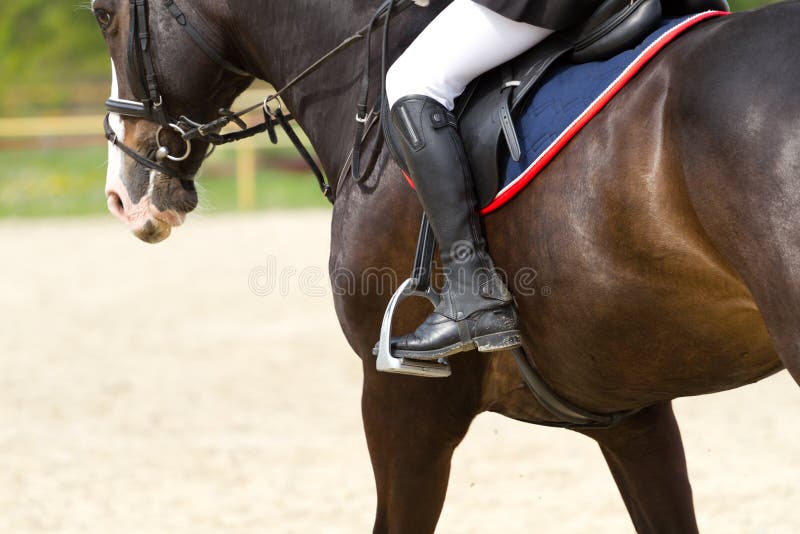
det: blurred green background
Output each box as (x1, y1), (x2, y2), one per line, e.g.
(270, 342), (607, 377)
(0, 0), (782, 218)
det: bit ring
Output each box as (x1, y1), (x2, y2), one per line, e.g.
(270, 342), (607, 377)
(156, 123), (192, 162)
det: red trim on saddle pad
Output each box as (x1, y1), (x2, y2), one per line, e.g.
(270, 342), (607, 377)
(479, 10), (729, 214)
(403, 170), (415, 190)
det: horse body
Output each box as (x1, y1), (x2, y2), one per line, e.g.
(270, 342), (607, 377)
(330, 6), (785, 417)
(318, 6), (795, 529)
(96, 0), (800, 531)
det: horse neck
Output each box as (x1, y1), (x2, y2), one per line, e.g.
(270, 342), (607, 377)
(226, 1), (440, 189)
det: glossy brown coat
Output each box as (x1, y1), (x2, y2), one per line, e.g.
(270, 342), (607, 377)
(97, 1), (800, 531)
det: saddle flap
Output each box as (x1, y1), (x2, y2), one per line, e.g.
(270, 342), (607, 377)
(457, 36), (574, 208)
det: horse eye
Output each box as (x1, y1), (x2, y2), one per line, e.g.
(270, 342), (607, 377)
(95, 9), (112, 27)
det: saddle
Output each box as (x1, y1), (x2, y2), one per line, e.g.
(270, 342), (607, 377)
(375, 0), (729, 415)
(384, 0), (730, 208)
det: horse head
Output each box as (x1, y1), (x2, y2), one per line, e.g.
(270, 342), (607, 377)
(92, 0), (252, 242)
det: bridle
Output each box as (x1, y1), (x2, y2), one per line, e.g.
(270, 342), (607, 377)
(104, 0), (414, 201)
(104, 0), (253, 177)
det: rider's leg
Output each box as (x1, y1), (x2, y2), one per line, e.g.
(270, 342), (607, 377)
(383, 0), (553, 360)
(386, 0), (554, 110)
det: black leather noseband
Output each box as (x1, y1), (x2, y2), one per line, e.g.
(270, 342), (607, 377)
(103, 114), (178, 177)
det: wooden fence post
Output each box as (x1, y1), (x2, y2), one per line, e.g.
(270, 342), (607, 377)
(235, 137), (257, 210)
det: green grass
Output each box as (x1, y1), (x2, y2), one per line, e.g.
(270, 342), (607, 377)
(199, 171), (331, 212)
(729, 0), (782, 10)
(0, 146), (108, 217)
(0, 145), (329, 218)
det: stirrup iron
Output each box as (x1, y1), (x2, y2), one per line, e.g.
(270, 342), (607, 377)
(376, 215), (451, 378)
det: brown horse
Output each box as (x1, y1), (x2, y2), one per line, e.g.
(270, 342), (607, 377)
(92, 0), (799, 531)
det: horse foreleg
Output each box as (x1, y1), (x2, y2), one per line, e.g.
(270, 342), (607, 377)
(579, 402), (698, 534)
(361, 360), (481, 534)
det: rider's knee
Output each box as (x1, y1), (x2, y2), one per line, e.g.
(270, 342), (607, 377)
(385, 58), (413, 109)
(386, 60), (452, 111)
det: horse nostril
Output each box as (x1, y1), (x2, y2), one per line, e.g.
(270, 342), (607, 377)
(107, 191), (125, 219)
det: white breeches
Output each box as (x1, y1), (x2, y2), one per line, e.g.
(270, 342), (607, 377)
(386, 0), (554, 111)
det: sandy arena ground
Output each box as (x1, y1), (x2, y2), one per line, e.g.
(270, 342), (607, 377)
(1, 211), (799, 533)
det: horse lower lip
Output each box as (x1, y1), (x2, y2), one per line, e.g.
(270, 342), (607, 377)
(152, 210), (185, 227)
(133, 218), (171, 244)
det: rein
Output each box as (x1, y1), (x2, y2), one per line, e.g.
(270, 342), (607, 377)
(105, 0), (415, 205)
(179, 0), (413, 143)
(351, 0), (397, 183)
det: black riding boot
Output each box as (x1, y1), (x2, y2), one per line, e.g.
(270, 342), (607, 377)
(388, 95), (521, 360)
